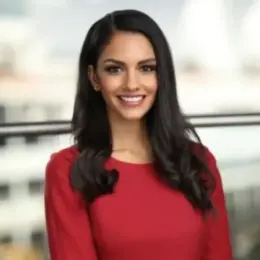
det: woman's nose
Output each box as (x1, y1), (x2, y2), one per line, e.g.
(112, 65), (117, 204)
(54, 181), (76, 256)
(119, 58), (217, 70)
(124, 70), (140, 91)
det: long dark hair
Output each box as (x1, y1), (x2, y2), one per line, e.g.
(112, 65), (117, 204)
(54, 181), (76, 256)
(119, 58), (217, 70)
(71, 9), (215, 212)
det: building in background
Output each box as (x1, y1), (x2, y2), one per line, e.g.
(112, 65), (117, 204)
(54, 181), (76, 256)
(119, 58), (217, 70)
(0, 1), (260, 259)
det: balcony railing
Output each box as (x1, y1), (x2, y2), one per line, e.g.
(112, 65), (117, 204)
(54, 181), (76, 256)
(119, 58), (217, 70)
(0, 112), (259, 137)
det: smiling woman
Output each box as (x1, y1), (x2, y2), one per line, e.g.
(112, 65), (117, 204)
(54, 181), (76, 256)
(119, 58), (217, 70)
(44, 9), (232, 260)
(88, 31), (157, 121)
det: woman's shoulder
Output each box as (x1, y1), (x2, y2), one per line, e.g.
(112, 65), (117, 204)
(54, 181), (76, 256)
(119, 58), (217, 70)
(190, 142), (216, 163)
(191, 142), (222, 192)
(45, 146), (79, 181)
(48, 145), (79, 164)
(190, 142), (219, 182)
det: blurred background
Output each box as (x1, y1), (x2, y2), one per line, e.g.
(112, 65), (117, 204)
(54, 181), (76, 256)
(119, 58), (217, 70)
(0, 0), (260, 259)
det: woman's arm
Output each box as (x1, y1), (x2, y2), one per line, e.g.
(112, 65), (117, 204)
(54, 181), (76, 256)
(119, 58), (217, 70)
(202, 149), (233, 260)
(44, 149), (98, 260)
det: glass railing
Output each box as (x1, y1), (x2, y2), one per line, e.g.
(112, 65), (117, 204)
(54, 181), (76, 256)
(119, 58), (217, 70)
(0, 114), (259, 260)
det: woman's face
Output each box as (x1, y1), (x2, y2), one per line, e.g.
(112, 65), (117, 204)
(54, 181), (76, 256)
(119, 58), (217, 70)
(89, 31), (157, 122)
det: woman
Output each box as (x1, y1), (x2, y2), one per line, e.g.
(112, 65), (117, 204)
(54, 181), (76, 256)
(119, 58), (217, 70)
(45, 9), (233, 260)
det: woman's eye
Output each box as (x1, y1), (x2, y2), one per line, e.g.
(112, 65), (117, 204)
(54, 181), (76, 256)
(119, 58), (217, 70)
(140, 65), (156, 72)
(105, 66), (122, 74)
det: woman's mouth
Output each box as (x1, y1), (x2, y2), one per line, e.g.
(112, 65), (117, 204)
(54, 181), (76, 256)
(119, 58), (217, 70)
(117, 95), (145, 107)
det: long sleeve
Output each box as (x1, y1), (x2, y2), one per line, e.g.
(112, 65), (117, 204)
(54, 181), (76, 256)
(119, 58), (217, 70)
(202, 149), (233, 260)
(44, 150), (98, 260)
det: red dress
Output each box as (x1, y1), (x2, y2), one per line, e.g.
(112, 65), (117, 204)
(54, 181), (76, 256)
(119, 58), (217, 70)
(45, 146), (233, 260)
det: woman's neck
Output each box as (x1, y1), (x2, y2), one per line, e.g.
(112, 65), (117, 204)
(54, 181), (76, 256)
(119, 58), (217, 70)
(111, 119), (147, 150)
(109, 116), (152, 162)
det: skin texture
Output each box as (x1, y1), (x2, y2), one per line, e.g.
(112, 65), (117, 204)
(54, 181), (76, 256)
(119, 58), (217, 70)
(89, 31), (158, 122)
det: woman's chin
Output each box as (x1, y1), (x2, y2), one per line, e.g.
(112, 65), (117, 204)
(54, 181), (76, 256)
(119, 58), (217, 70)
(116, 110), (147, 121)
(120, 113), (144, 121)
(107, 104), (150, 122)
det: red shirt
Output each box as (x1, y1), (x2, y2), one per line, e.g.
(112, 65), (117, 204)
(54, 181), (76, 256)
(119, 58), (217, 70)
(45, 146), (233, 260)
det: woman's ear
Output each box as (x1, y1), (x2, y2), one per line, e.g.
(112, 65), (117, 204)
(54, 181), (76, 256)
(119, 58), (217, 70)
(88, 65), (100, 91)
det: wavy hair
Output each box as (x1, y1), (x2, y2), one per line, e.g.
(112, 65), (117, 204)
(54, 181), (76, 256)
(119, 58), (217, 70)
(70, 9), (215, 212)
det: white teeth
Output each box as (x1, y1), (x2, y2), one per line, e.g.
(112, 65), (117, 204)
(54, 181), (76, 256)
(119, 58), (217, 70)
(120, 96), (143, 102)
